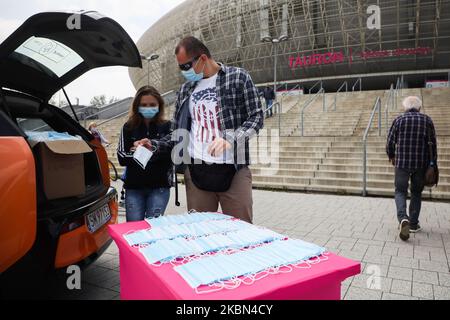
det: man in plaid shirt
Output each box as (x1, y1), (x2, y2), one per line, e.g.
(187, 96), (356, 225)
(386, 96), (437, 241)
(138, 36), (264, 223)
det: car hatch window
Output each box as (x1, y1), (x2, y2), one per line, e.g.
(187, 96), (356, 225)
(12, 36), (84, 78)
(17, 118), (51, 132)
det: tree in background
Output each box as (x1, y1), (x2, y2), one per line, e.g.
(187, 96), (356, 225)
(90, 95), (107, 107)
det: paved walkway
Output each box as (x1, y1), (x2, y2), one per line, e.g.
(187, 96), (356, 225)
(66, 181), (450, 300)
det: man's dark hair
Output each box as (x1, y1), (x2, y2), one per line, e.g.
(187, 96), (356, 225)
(175, 36), (212, 59)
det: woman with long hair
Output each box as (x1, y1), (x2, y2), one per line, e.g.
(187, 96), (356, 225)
(117, 86), (173, 222)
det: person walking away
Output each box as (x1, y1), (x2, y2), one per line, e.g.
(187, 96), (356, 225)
(263, 86), (276, 118)
(386, 96), (437, 241)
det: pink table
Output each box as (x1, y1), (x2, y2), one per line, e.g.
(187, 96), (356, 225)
(109, 221), (360, 300)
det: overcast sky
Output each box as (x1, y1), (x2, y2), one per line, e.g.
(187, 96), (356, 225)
(0, 0), (185, 105)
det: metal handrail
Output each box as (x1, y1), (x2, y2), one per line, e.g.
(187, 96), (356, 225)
(280, 83), (301, 111)
(332, 81), (348, 111)
(264, 101), (280, 114)
(308, 80), (323, 94)
(300, 88), (325, 137)
(394, 76), (402, 109)
(96, 110), (130, 128)
(81, 100), (134, 127)
(263, 101), (282, 136)
(384, 84), (395, 135)
(362, 97), (382, 196)
(352, 78), (362, 92)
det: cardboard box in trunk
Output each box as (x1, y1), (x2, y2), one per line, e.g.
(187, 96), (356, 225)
(30, 139), (93, 200)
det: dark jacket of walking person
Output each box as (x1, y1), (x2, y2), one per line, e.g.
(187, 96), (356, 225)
(117, 86), (173, 222)
(263, 86), (276, 117)
(145, 36), (264, 224)
(386, 96), (437, 241)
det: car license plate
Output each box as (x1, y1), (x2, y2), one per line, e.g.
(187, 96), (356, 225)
(86, 204), (111, 233)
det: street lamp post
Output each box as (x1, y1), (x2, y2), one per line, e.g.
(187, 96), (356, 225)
(262, 35), (288, 134)
(140, 53), (160, 86)
(262, 35), (288, 114)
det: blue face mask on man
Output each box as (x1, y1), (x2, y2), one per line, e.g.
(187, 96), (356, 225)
(139, 106), (159, 119)
(181, 58), (205, 82)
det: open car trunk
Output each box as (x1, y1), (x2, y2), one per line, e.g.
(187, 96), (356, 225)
(5, 91), (108, 219)
(0, 10), (142, 217)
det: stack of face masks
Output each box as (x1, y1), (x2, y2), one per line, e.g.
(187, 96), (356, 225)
(124, 219), (251, 246)
(174, 239), (327, 289)
(145, 212), (232, 228)
(26, 131), (82, 142)
(139, 227), (285, 264)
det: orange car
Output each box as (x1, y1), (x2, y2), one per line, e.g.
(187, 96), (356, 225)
(0, 11), (141, 290)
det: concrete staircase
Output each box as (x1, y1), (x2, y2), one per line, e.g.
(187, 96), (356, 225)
(99, 87), (450, 200)
(250, 87), (450, 199)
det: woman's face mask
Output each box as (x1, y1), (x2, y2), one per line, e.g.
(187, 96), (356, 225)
(139, 106), (159, 119)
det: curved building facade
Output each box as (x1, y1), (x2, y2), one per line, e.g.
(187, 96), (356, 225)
(130, 0), (450, 93)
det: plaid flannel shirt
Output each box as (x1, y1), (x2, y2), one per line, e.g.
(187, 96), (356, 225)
(152, 63), (264, 170)
(386, 109), (437, 169)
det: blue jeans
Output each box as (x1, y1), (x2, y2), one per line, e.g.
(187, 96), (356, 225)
(125, 188), (170, 222)
(394, 168), (426, 226)
(265, 99), (273, 117)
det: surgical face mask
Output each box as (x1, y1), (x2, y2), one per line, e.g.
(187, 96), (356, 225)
(145, 212), (231, 228)
(181, 59), (205, 82)
(174, 239), (327, 289)
(139, 106), (159, 119)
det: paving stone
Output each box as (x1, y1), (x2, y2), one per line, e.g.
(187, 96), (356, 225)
(351, 274), (392, 292)
(344, 287), (382, 300)
(382, 293), (419, 300)
(419, 260), (450, 273)
(391, 279), (412, 296)
(433, 285), (450, 300)
(438, 273), (450, 287)
(388, 266), (413, 281)
(412, 282), (434, 299)
(390, 256), (420, 269)
(363, 253), (392, 266)
(413, 269), (439, 285)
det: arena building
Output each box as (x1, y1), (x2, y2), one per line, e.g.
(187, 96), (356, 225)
(129, 0), (450, 93)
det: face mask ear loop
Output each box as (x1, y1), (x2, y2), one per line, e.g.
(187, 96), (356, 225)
(151, 261), (163, 268)
(278, 264), (293, 274)
(195, 285), (223, 295)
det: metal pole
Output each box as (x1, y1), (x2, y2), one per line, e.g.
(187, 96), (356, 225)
(278, 103), (281, 137)
(301, 112), (304, 137)
(363, 141), (367, 196)
(323, 90), (326, 112)
(378, 99), (382, 136)
(274, 42), (278, 114)
(147, 61), (150, 86)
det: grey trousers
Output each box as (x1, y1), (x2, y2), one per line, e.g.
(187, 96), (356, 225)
(394, 168), (426, 226)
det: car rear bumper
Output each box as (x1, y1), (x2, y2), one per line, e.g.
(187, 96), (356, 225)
(54, 187), (119, 269)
